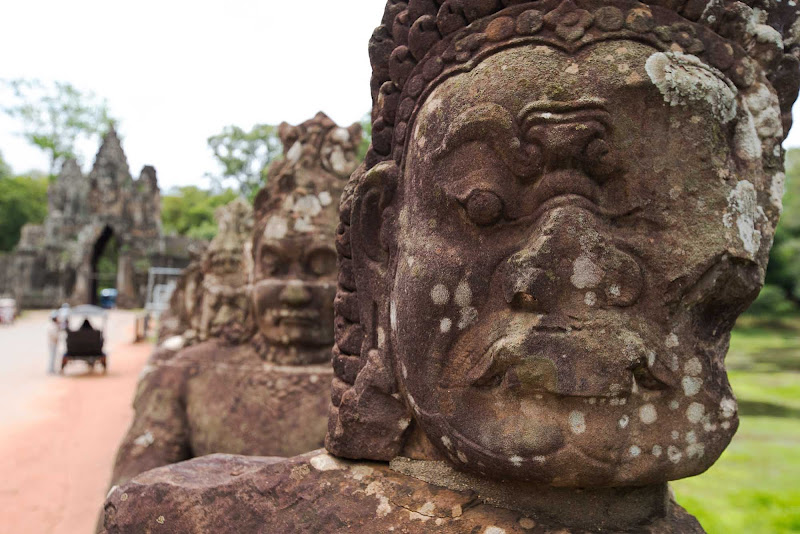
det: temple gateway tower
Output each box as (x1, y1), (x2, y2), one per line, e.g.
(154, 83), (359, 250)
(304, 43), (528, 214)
(0, 128), (194, 308)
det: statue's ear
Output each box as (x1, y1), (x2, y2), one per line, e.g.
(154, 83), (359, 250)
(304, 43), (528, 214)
(327, 160), (410, 461)
(350, 161), (398, 282)
(347, 122), (363, 145)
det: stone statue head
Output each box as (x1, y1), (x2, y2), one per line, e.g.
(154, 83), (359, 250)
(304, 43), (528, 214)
(197, 197), (254, 342)
(250, 113), (361, 363)
(327, 0), (799, 488)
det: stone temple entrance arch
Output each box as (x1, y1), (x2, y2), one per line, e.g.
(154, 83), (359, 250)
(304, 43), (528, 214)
(90, 225), (118, 305)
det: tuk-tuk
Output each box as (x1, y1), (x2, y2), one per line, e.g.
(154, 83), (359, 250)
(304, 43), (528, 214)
(0, 298), (16, 325)
(61, 305), (108, 373)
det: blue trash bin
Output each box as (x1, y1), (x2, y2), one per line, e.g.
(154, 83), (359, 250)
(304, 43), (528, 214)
(99, 289), (118, 309)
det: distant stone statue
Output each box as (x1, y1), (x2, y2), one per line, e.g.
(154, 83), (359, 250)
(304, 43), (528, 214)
(157, 197), (255, 353)
(107, 113), (359, 488)
(103, 2), (799, 532)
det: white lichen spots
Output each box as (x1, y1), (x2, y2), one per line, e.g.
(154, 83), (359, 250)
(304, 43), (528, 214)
(401, 363), (408, 379)
(682, 376), (703, 397)
(684, 357), (702, 376)
(397, 418), (411, 431)
(569, 411), (587, 434)
(565, 62), (580, 74)
(484, 527), (507, 534)
(725, 180), (762, 256)
(161, 335), (185, 352)
(609, 284), (622, 297)
(771, 172), (786, 211)
(589, 397), (598, 405)
(350, 465), (375, 481)
(733, 108), (762, 162)
(645, 51), (737, 123)
(639, 404), (658, 424)
(720, 397), (737, 418)
(519, 518), (537, 529)
(670, 400), (680, 411)
(687, 442), (706, 459)
(440, 318), (452, 333)
(310, 454), (345, 471)
(721, 421), (731, 430)
(652, 445), (663, 457)
(670, 355), (680, 372)
(686, 430), (698, 444)
(510, 455), (524, 467)
(286, 141), (303, 163)
(665, 333), (680, 348)
(318, 191), (333, 207)
(377, 327), (386, 349)
(264, 216), (288, 240)
(294, 218), (314, 233)
(441, 436), (454, 451)
(431, 284), (450, 305)
(629, 445), (642, 457)
(454, 281), (472, 307)
(687, 402), (706, 423)
(133, 431), (155, 448)
(365, 481), (392, 517)
(672, 430), (680, 440)
(571, 255), (603, 289)
(667, 445), (683, 463)
(294, 194), (322, 218)
(456, 450), (469, 463)
(452, 504), (463, 518)
(584, 291), (597, 307)
(390, 298), (398, 331)
(156, 516), (166, 525)
(458, 307), (478, 330)
(617, 63), (631, 73)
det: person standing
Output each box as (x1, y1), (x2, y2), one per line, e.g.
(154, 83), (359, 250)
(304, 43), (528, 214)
(48, 313), (60, 374)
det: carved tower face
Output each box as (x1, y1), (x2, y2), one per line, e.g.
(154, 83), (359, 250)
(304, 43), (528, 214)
(331, 0), (797, 488)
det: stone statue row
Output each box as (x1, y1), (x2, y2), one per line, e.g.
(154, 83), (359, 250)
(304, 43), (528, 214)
(103, 0), (799, 531)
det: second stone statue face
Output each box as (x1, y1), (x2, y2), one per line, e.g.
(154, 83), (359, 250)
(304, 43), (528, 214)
(252, 217), (338, 348)
(391, 41), (771, 487)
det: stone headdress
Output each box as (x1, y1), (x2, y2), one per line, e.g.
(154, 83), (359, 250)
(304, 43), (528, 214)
(326, 0), (800, 459)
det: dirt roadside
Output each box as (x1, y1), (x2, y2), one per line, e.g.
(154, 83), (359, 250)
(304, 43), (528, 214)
(0, 313), (151, 534)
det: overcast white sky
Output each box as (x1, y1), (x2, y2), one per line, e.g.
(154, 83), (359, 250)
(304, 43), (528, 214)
(0, 1), (385, 190)
(2, 0), (800, 191)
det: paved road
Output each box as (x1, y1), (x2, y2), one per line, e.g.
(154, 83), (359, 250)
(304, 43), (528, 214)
(0, 310), (152, 534)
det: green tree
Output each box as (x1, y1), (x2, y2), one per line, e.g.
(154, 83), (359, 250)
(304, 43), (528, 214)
(206, 124), (283, 199)
(0, 173), (49, 251)
(760, 148), (800, 313)
(357, 112), (372, 162)
(1, 79), (113, 175)
(161, 186), (239, 241)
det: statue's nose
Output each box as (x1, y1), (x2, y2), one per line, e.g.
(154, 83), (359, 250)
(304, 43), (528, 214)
(279, 281), (312, 307)
(501, 207), (643, 314)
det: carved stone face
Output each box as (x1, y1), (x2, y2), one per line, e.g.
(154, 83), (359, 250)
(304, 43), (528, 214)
(391, 41), (772, 487)
(252, 211), (338, 347)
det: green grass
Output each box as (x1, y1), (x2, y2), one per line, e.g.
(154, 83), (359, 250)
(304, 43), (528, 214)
(672, 315), (800, 533)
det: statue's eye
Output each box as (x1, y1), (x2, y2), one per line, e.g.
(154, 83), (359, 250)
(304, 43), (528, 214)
(463, 189), (504, 226)
(307, 248), (337, 276)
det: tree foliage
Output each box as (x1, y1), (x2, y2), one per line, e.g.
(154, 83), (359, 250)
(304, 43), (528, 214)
(206, 124), (283, 199)
(161, 186), (239, 241)
(760, 148), (800, 313)
(1, 79), (113, 175)
(0, 172), (49, 252)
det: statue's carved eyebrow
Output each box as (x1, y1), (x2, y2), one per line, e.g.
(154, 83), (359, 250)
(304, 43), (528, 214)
(433, 103), (538, 178)
(434, 103), (517, 158)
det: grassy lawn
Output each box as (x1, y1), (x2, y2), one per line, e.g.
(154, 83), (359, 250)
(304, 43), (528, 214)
(672, 315), (800, 533)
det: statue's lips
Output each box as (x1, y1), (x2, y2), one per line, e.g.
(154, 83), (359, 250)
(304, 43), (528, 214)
(263, 308), (319, 328)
